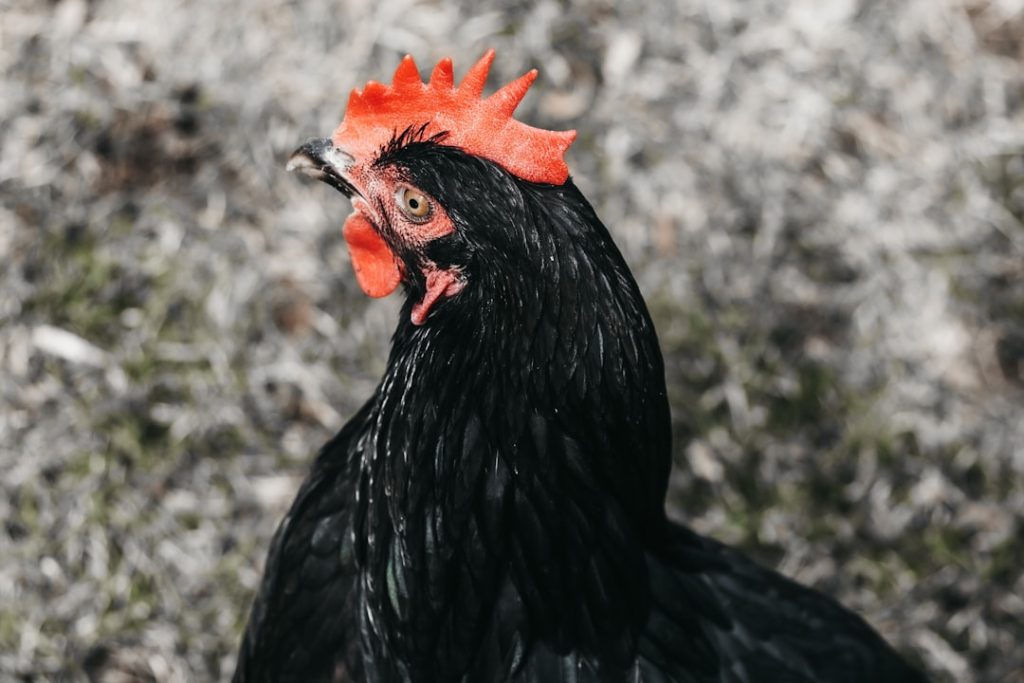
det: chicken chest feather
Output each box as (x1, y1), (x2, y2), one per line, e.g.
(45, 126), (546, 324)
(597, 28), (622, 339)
(234, 53), (927, 683)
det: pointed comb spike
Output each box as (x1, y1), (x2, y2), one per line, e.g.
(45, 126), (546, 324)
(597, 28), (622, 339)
(392, 55), (422, 88)
(488, 69), (537, 117)
(359, 81), (387, 109)
(429, 57), (454, 89)
(345, 89), (366, 115)
(333, 51), (575, 185)
(458, 48), (495, 99)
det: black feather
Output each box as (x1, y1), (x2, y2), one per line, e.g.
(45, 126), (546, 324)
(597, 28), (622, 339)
(233, 143), (927, 683)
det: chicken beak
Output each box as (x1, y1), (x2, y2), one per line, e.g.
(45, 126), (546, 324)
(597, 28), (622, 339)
(286, 138), (360, 197)
(287, 138), (402, 299)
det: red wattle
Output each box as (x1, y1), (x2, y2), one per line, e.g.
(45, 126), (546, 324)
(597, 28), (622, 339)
(343, 213), (401, 298)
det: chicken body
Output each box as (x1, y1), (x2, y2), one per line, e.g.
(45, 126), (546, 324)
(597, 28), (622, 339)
(234, 135), (926, 682)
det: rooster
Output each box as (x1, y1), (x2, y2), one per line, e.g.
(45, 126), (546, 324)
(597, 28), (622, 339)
(233, 51), (926, 683)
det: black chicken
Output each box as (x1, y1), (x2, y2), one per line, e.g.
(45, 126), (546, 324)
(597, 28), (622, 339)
(233, 51), (926, 683)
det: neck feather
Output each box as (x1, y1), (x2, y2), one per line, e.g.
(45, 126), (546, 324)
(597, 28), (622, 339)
(353, 186), (672, 677)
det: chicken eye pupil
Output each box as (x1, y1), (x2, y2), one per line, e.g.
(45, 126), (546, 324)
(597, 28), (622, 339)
(398, 188), (430, 219)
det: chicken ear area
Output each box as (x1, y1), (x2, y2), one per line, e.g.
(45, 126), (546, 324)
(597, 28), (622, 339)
(343, 213), (401, 298)
(411, 268), (464, 326)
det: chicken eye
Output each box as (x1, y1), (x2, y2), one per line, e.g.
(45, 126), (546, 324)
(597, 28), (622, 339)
(397, 187), (431, 220)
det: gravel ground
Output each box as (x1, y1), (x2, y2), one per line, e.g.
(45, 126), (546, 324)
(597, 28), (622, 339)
(1, 0), (1022, 681)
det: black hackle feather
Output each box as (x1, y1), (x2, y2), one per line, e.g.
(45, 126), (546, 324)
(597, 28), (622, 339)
(233, 141), (927, 683)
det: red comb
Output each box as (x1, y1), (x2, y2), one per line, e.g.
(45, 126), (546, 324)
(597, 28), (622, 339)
(332, 50), (576, 185)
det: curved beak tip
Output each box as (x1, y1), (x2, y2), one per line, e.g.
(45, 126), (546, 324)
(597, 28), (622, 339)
(286, 138), (354, 172)
(286, 139), (358, 196)
(285, 152), (314, 174)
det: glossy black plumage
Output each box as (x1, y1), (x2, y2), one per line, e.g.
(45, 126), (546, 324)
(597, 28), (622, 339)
(234, 139), (926, 682)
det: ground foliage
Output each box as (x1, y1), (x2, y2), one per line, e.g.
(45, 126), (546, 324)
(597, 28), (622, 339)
(1, 0), (1022, 680)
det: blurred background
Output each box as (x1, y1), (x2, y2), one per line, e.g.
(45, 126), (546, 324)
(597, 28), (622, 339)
(1, 0), (1022, 680)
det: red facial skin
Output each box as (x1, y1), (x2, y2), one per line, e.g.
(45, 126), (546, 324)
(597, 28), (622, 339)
(320, 51), (574, 325)
(342, 163), (465, 325)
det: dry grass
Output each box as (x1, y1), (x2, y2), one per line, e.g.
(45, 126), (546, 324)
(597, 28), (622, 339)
(2, 0), (1022, 680)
